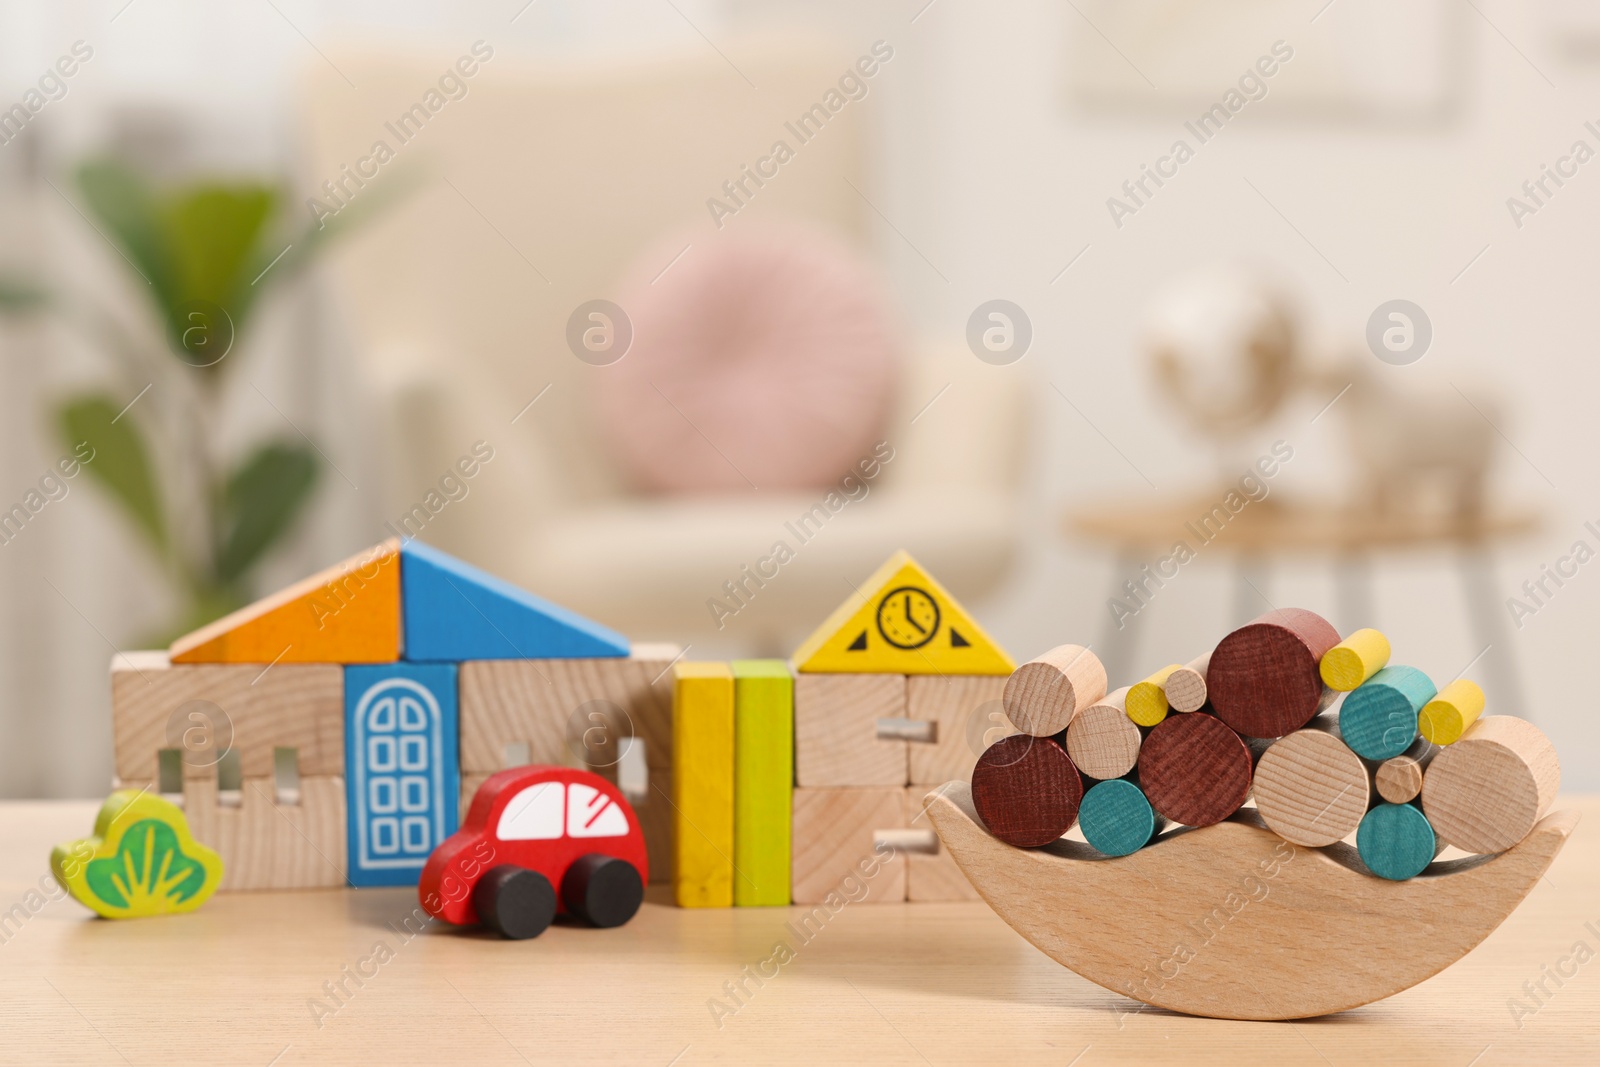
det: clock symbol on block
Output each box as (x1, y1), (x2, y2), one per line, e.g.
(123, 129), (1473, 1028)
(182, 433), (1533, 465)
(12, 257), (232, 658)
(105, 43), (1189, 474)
(875, 586), (941, 650)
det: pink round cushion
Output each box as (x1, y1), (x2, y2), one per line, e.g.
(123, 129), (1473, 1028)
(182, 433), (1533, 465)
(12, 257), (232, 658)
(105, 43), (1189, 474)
(598, 224), (901, 493)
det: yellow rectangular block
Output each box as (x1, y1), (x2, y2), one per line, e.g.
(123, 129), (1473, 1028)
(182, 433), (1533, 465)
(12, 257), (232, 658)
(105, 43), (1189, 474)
(673, 662), (734, 907)
(733, 660), (792, 906)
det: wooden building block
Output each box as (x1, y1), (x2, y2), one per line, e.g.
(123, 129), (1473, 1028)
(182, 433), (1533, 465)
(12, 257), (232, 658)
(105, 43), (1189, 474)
(970, 735), (1083, 847)
(673, 663), (734, 907)
(170, 540), (400, 664)
(172, 775), (348, 891)
(111, 651), (343, 783)
(1165, 653), (1210, 713)
(344, 662), (460, 887)
(732, 660), (793, 906)
(905, 787), (979, 901)
(1137, 713), (1254, 827)
(1375, 746), (1433, 805)
(399, 540), (628, 661)
(906, 674), (1010, 786)
(1357, 802), (1439, 880)
(1418, 679), (1487, 746)
(1064, 687), (1141, 781)
(1251, 717), (1371, 846)
(1422, 716), (1561, 854)
(791, 787), (906, 904)
(457, 650), (677, 775)
(50, 791), (224, 918)
(794, 673), (907, 787)
(1208, 608), (1340, 738)
(1340, 665), (1436, 760)
(1002, 644), (1107, 737)
(791, 550), (1014, 675)
(1320, 628), (1391, 691)
(1077, 778), (1162, 857)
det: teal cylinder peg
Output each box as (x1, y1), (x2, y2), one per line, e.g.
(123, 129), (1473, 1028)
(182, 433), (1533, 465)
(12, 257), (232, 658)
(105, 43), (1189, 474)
(1339, 666), (1436, 760)
(1357, 802), (1438, 880)
(1078, 778), (1161, 857)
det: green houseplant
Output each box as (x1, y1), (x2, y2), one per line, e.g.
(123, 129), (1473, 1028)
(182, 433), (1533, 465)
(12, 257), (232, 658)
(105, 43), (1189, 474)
(0, 159), (391, 641)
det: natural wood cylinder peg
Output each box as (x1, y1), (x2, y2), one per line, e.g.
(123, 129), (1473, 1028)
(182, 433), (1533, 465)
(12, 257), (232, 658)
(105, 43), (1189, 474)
(1422, 716), (1561, 854)
(1252, 717), (1371, 847)
(1002, 644), (1107, 738)
(1164, 653), (1210, 713)
(1063, 687), (1141, 781)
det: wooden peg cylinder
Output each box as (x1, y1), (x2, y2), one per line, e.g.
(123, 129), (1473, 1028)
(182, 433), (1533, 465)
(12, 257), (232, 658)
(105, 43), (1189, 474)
(1137, 713), (1254, 827)
(1064, 687), (1141, 781)
(1422, 716), (1561, 854)
(1078, 778), (1164, 857)
(1126, 664), (1181, 727)
(1357, 802), (1440, 880)
(1374, 737), (1435, 804)
(1418, 679), (1487, 746)
(1319, 628), (1391, 692)
(1251, 718), (1371, 847)
(1164, 653), (1210, 713)
(1207, 608), (1341, 738)
(1339, 665), (1436, 760)
(970, 734), (1084, 848)
(1003, 644), (1107, 737)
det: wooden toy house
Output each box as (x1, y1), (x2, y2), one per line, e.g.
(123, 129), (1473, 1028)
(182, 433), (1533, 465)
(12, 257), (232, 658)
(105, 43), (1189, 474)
(110, 539), (678, 891)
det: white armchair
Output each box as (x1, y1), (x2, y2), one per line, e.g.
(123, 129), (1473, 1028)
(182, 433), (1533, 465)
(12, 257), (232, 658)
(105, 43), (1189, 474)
(300, 41), (1028, 654)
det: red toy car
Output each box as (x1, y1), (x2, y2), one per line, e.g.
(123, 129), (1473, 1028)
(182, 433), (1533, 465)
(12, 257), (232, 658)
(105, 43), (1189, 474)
(420, 766), (648, 939)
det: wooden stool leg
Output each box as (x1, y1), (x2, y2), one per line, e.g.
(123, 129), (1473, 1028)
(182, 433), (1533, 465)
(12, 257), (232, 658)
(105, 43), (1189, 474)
(1336, 551), (1374, 633)
(1458, 546), (1527, 716)
(1097, 552), (1142, 684)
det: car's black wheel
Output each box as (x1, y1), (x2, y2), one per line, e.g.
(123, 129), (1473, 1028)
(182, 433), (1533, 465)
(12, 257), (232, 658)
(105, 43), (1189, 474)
(561, 854), (644, 928)
(473, 865), (556, 940)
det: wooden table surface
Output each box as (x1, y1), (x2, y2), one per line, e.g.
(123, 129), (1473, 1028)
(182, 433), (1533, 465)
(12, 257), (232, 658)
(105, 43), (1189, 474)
(3, 799), (1597, 1066)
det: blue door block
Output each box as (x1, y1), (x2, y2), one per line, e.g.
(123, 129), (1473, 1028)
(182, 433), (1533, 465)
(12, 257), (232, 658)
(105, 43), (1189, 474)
(399, 540), (629, 661)
(345, 662), (460, 887)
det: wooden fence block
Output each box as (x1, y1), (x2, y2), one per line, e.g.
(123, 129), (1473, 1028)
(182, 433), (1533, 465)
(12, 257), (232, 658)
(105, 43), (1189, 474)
(1002, 644), (1106, 737)
(1137, 713), (1254, 827)
(1165, 653), (1210, 713)
(1208, 608), (1340, 738)
(794, 673), (907, 787)
(1064, 687), (1141, 781)
(170, 540), (400, 664)
(791, 787), (906, 904)
(906, 674), (1010, 786)
(733, 660), (793, 906)
(1418, 679), (1487, 746)
(112, 652), (343, 782)
(1251, 716), (1371, 846)
(673, 663), (734, 907)
(971, 735), (1083, 847)
(458, 650), (677, 775)
(905, 787), (979, 900)
(175, 775), (348, 891)
(1422, 716), (1560, 854)
(1320, 628), (1391, 691)
(1340, 665), (1437, 760)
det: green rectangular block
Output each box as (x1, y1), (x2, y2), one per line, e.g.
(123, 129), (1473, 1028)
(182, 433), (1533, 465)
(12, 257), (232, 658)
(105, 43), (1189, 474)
(732, 659), (793, 906)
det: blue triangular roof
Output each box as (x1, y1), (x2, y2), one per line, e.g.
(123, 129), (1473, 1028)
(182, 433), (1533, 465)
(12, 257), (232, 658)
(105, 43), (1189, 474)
(400, 540), (629, 661)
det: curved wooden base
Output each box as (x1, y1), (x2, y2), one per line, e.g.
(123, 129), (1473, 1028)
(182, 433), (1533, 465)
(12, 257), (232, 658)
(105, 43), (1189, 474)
(925, 782), (1577, 1020)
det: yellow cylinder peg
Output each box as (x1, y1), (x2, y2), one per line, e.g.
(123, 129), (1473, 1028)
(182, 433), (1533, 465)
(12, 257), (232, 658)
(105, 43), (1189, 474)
(1319, 628), (1391, 691)
(1126, 664), (1182, 727)
(1418, 678), (1487, 745)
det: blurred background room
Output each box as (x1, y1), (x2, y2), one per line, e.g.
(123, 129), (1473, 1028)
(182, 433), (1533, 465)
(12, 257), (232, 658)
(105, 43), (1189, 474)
(1, 0), (1596, 799)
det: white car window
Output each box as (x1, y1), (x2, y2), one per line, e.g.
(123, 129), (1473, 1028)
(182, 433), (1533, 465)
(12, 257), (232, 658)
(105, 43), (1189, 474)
(567, 783), (629, 838)
(497, 781), (564, 840)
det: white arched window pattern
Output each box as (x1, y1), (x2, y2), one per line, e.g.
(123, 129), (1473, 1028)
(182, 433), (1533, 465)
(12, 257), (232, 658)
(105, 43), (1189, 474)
(497, 781), (564, 840)
(352, 676), (447, 873)
(566, 782), (629, 838)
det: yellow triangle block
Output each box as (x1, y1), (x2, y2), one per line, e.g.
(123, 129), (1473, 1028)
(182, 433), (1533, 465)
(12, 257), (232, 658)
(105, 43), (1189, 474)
(792, 550), (1014, 675)
(170, 540), (401, 664)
